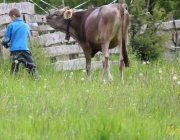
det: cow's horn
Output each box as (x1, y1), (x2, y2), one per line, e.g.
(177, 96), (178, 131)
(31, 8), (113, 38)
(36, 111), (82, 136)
(64, 10), (72, 19)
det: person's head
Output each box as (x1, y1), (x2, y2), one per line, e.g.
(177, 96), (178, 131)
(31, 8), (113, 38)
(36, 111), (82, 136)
(9, 8), (21, 21)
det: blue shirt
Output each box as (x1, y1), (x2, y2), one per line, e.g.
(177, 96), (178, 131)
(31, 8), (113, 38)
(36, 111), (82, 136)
(2, 18), (29, 52)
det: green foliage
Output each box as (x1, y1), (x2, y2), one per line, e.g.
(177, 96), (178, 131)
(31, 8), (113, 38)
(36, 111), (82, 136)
(132, 31), (168, 61)
(150, 0), (180, 20)
(129, 0), (169, 61)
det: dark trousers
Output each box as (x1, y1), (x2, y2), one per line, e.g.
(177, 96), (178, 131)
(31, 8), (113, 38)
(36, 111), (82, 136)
(10, 50), (37, 76)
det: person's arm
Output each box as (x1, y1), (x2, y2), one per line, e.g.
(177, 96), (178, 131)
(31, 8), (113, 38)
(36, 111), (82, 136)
(1, 37), (10, 48)
(1, 25), (11, 48)
(2, 37), (10, 45)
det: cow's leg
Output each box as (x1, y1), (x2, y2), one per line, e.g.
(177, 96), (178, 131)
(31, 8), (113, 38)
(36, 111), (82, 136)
(101, 43), (113, 81)
(84, 52), (91, 80)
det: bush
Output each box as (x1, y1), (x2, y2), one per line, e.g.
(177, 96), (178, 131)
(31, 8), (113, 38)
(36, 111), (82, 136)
(132, 27), (168, 61)
(129, 1), (169, 61)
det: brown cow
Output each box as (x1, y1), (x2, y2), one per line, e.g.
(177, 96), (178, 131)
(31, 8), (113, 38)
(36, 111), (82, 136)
(46, 3), (130, 82)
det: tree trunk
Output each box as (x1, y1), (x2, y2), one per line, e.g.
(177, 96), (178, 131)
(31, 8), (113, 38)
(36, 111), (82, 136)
(146, 0), (150, 11)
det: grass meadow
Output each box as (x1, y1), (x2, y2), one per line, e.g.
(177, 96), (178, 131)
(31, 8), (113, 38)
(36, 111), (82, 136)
(0, 49), (180, 140)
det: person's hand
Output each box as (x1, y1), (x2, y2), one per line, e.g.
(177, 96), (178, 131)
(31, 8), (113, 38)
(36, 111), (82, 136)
(0, 39), (9, 48)
(3, 44), (9, 48)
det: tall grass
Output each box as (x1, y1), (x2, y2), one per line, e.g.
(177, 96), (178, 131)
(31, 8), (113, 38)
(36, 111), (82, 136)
(0, 49), (180, 139)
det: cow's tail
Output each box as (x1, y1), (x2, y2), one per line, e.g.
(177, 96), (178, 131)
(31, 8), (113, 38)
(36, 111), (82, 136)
(122, 7), (130, 67)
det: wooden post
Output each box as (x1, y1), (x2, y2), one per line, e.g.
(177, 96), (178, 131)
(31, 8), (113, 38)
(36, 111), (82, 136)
(62, 0), (65, 7)
(118, 0), (125, 4)
(171, 15), (179, 59)
(0, 44), (4, 60)
(88, 5), (94, 9)
(146, 0), (150, 10)
(175, 33), (179, 58)
(168, 15), (173, 21)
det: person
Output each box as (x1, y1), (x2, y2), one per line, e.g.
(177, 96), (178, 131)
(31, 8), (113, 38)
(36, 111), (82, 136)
(1, 7), (38, 78)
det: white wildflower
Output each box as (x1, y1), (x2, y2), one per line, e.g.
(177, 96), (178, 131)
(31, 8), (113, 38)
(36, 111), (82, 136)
(70, 72), (73, 75)
(80, 109), (83, 113)
(159, 68), (162, 73)
(69, 75), (72, 78)
(177, 81), (180, 85)
(146, 61), (150, 64)
(81, 78), (84, 81)
(29, 115), (33, 119)
(173, 76), (177, 80)
(82, 70), (86, 73)
(109, 108), (114, 110)
(14, 60), (18, 64)
(143, 61), (146, 64)
(139, 73), (143, 77)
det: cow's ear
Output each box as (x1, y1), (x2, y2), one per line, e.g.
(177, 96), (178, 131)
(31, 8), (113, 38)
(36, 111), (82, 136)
(122, 4), (128, 10)
(64, 10), (72, 19)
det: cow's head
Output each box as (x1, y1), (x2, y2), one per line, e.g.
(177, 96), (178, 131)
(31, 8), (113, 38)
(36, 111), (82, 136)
(46, 7), (72, 30)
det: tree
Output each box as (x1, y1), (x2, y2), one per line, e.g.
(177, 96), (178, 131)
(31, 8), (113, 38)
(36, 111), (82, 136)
(148, 0), (180, 19)
(129, 0), (168, 61)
